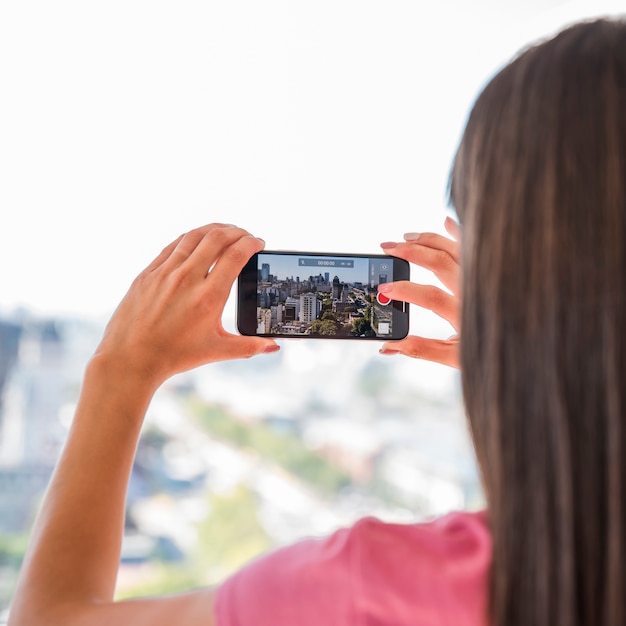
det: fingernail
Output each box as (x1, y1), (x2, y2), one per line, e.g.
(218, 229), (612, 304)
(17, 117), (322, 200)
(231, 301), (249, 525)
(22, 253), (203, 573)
(404, 232), (421, 241)
(263, 344), (280, 354)
(378, 282), (392, 293)
(380, 241), (397, 249)
(379, 347), (400, 355)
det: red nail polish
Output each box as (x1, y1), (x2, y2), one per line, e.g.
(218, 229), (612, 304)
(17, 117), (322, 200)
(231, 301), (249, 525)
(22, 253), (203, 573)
(379, 348), (400, 355)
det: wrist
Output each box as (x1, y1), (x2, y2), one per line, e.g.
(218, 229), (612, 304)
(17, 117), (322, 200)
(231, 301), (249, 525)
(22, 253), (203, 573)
(84, 351), (163, 406)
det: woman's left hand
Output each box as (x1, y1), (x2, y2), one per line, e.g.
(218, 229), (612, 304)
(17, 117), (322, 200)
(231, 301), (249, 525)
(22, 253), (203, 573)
(378, 217), (460, 368)
(94, 223), (279, 389)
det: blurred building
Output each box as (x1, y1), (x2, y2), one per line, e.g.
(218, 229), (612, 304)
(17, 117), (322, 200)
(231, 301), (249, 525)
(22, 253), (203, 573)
(0, 322), (21, 438)
(0, 314), (95, 532)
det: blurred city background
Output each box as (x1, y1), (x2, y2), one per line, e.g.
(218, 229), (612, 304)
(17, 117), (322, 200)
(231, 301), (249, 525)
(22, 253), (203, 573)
(0, 311), (477, 618)
(0, 0), (621, 621)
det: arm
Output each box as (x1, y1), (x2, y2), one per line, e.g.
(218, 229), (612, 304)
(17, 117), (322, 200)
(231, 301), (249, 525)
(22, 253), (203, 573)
(378, 216), (461, 368)
(8, 224), (279, 626)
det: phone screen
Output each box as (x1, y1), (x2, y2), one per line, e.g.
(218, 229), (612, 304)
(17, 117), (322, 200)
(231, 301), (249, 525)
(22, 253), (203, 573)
(237, 251), (409, 339)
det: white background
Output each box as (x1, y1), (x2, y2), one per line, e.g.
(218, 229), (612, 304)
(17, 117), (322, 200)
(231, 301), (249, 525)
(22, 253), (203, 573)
(0, 1), (623, 321)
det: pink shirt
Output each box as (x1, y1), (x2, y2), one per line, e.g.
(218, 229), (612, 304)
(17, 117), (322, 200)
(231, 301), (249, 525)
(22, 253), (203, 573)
(215, 510), (491, 626)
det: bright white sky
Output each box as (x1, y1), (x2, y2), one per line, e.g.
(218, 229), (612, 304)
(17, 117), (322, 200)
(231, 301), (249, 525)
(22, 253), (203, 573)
(0, 1), (623, 320)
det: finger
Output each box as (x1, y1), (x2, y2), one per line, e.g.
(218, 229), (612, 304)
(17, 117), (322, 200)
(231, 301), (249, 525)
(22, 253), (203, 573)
(444, 216), (462, 241)
(144, 234), (185, 273)
(162, 224), (244, 273)
(379, 335), (459, 369)
(200, 233), (266, 306)
(379, 281), (459, 329)
(402, 231), (460, 264)
(175, 225), (259, 280)
(381, 242), (459, 294)
(215, 332), (281, 361)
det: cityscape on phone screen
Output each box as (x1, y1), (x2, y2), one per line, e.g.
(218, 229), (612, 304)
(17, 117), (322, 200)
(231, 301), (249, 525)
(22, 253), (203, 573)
(255, 253), (395, 338)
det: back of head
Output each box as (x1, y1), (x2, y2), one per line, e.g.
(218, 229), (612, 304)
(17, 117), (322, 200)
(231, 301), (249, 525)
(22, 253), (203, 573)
(450, 18), (626, 626)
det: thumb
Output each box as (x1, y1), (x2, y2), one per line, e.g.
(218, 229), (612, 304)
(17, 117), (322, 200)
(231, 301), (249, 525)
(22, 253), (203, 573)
(219, 334), (281, 361)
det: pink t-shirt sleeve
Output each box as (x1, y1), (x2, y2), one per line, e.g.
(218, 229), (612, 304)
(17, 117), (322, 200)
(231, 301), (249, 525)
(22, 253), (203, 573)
(215, 510), (490, 626)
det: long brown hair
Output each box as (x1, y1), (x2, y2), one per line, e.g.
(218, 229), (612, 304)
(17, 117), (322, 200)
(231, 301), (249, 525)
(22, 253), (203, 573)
(450, 18), (626, 626)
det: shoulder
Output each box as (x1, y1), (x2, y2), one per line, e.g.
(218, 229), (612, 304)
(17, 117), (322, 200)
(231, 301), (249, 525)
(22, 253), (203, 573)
(350, 511), (491, 625)
(215, 510), (490, 626)
(354, 508), (491, 577)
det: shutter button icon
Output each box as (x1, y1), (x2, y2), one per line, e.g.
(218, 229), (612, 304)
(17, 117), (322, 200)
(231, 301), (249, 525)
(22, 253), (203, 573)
(376, 292), (391, 306)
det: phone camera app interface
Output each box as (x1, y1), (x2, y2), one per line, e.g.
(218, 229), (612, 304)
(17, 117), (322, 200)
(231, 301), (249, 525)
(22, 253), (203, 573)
(255, 254), (395, 338)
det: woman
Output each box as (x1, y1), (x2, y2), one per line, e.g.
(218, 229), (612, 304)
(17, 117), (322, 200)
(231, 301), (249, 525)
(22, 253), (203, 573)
(9, 16), (626, 626)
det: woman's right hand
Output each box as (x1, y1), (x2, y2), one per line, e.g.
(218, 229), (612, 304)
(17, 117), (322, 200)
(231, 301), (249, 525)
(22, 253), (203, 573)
(378, 217), (461, 369)
(94, 223), (279, 390)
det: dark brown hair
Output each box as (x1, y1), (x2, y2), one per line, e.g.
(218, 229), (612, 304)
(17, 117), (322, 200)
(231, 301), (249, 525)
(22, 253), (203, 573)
(450, 18), (626, 626)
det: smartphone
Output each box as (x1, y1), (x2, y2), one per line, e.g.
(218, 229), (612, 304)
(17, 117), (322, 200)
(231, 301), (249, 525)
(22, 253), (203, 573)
(237, 250), (410, 339)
